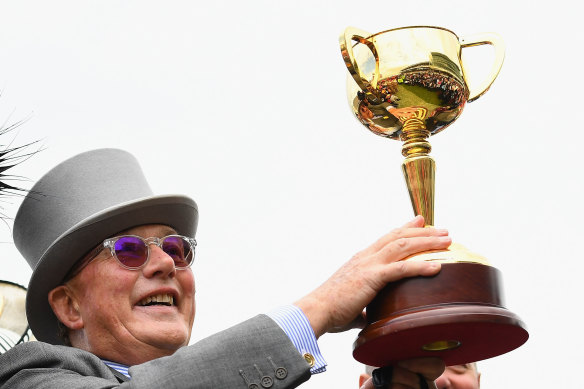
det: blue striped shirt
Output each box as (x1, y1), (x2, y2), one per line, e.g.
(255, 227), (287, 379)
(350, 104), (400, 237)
(266, 305), (326, 374)
(102, 359), (130, 378)
(101, 305), (327, 379)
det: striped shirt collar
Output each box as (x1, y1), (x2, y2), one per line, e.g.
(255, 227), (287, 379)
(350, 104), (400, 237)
(102, 359), (130, 378)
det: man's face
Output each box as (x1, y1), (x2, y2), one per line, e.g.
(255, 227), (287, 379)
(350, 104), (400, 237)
(359, 363), (480, 389)
(434, 364), (481, 389)
(66, 224), (196, 365)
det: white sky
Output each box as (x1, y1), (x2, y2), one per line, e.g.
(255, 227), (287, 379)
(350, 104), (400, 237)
(0, 1), (581, 388)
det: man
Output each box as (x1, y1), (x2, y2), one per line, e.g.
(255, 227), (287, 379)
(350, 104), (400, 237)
(359, 363), (481, 389)
(0, 148), (450, 388)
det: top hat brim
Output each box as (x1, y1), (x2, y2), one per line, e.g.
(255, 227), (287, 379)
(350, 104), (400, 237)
(25, 194), (198, 345)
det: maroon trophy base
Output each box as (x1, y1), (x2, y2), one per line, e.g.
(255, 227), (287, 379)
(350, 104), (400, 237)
(353, 263), (529, 367)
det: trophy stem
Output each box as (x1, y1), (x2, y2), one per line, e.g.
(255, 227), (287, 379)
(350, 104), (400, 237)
(399, 111), (435, 226)
(400, 117), (431, 158)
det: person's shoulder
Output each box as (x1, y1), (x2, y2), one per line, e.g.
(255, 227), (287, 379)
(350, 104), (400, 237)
(4, 340), (82, 356)
(1, 341), (117, 383)
(1, 341), (104, 368)
(2, 340), (60, 356)
(1, 342), (119, 388)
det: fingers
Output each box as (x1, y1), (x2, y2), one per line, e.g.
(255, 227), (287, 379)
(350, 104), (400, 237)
(378, 258), (442, 284)
(401, 215), (425, 228)
(376, 234), (451, 264)
(362, 217), (449, 258)
(372, 234), (451, 284)
(398, 358), (445, 381)
(386, 366), (422, 388)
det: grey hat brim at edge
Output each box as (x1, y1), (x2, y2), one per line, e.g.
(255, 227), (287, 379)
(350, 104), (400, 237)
(25, 194), (198, 345)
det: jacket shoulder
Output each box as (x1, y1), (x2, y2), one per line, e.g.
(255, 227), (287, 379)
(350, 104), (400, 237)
(0, 341), (117, 388)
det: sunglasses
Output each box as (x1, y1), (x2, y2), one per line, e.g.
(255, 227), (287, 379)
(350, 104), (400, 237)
(99, 234), (197, 270)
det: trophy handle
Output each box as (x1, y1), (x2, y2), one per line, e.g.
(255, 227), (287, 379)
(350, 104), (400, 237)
(460, 33), (505, 103)
(340, 27), (381, 103)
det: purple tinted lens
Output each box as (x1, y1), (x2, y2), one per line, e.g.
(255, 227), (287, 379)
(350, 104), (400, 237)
(114, 236), (148, 268)
(162, 236), (193, 268)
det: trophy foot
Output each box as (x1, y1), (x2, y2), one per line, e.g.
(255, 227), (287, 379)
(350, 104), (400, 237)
(353, 263), (529, 366)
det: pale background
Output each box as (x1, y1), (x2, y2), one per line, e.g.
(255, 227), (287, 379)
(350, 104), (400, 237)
(0, 1), (581, 388)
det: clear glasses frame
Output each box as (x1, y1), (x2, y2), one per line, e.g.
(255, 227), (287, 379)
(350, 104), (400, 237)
(101, 234), (197, 270)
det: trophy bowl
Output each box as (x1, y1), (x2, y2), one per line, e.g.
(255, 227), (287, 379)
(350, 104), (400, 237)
(340, 26), (528, 367)
(342, 26), (502, 141)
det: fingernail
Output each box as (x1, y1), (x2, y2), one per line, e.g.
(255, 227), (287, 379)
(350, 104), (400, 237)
(439, 236), (452, 243)
(429, 262), (441, 270)
(435, 228), (448, 234)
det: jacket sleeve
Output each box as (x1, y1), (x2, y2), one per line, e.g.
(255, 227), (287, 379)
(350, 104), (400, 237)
(0, 315), (312, 389)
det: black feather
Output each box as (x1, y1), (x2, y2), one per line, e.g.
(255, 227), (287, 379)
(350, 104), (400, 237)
(0, 116), (42, 221)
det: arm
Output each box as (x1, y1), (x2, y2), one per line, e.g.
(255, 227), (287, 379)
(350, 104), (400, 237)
(130, 315), (311, 388)
(0, 315), (310, 389)
(295, 216), (450, 338)
(294, 216), (449, 388)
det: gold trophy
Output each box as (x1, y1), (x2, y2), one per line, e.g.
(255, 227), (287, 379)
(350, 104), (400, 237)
(340, 26), (528, 367)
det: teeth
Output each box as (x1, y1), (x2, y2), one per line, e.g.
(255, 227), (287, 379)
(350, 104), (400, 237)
(139, 293), (174, 306)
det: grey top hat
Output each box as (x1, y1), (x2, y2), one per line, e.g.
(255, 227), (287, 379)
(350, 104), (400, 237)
(13, 148), (198, 345)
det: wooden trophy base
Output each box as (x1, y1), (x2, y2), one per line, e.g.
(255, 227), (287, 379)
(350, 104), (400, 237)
(353, 262), (529, 367)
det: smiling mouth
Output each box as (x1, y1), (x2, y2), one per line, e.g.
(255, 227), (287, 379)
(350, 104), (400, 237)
(138, 293), (175, 307)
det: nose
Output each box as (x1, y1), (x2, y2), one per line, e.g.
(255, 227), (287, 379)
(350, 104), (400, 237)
(434, 374), (451, 389)
(142, 244), (177, 279)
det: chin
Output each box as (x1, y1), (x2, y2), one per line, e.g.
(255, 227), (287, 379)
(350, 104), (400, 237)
(146, 326), (190, 351)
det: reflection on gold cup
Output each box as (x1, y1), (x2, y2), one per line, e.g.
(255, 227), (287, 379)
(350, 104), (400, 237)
(341, 26), (504, 140)
(340, 26), (528, 367)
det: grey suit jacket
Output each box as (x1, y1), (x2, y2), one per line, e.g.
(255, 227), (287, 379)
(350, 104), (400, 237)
(0, 315), (312, 388)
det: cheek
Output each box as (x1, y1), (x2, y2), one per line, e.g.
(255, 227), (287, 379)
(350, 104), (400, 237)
(178, 271), (196, 314)
(179, 269), (196, 294)
(78, 266), (137, 321)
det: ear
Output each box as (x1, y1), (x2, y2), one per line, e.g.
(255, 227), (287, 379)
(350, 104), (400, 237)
(359, 373), (370, 388)
(48, 285), (84, 330)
